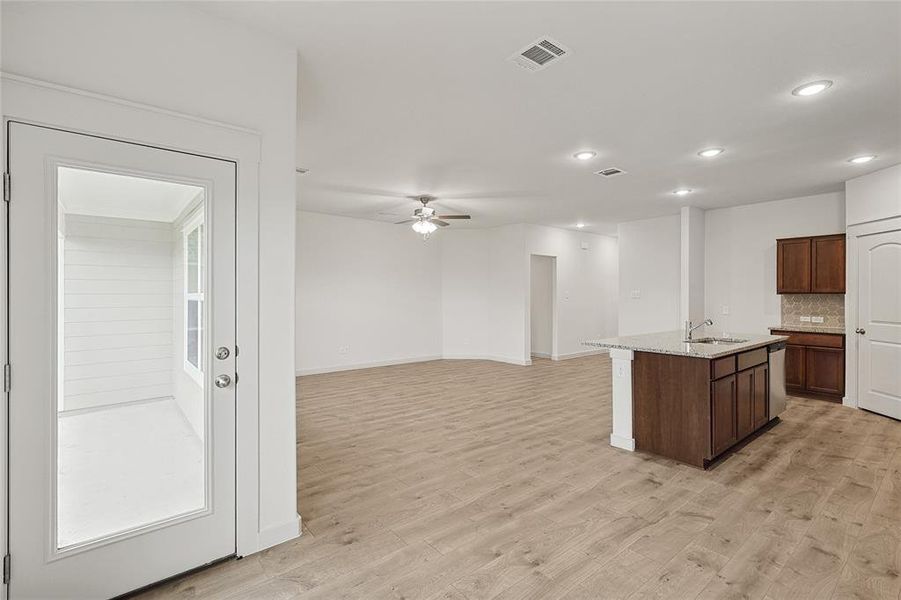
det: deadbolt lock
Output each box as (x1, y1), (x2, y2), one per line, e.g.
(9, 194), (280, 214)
(216, 346), (230, 360)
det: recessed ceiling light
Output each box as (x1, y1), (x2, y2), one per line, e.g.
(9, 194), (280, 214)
(573, 151), (597, 161)
(576, 223), (585, 228)
(791, 80), (833, 97)
(698, 148), (724, 158)
(848, 155), (877, 164)
(673, 188), (693, 196)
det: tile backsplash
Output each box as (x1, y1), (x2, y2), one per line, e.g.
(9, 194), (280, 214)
(781, 294), (845, 328)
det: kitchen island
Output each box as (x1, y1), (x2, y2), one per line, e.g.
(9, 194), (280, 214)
(585, 331), (788, 468)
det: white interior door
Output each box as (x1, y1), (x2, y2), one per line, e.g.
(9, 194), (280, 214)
(858, 228), (901, 420)
(7, 122), (237, 599)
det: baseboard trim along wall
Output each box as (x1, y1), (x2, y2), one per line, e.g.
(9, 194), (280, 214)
(296, 355), (443, 376)
(553, 349), (610, 361)
(257, 513), (302, 552)
(296, 348), (616, 377)
(441, 354), (532, 367)
(297, 354), (537, 376)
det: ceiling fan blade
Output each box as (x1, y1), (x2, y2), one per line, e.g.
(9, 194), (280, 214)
(432, 219), (450, 227)
(394, 219), (416, 225)
(437, 215), (471, 220)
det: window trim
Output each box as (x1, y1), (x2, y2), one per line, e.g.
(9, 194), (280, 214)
(182, 210), (204, 385)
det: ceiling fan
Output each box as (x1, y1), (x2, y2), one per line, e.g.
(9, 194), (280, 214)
(395, 195), (471, 239)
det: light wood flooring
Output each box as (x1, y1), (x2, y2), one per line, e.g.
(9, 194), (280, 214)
(138, 355), (901, 600)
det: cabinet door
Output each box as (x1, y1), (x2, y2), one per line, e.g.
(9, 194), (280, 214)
(777, 238), (811, 293)
(736, 369), (754, 439)
(712, 375), (737, 456)
(806, 347), (845, 396)
(753, 364), (769, 429)
(785, 345), (806, 390)
(811, 235), (846, 293)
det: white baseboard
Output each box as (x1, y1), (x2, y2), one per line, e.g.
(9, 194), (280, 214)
(610, 434), (636, 451)
(442, 354), (532, 366)
(530, 351), (552, 359)
(258, 513), (301, 551)
(553, 349), (609, 361)
(296, 355), (442, 376)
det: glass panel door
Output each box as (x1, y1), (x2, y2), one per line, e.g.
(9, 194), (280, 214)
(56, 166), (208, 550)
(9, 122), (236, 599)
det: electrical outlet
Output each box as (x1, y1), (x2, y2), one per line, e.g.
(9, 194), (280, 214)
(800, 316), (812, 323)
(811, 316), (824, 324)
(338, 345), (349, 354)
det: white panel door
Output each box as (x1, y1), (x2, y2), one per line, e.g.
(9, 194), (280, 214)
(7, 122), (236, 599)
(858, 228), (901, 420)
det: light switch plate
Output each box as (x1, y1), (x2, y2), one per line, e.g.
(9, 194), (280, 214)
(631, 290), (641, 299)
(721, 305), (730, 315)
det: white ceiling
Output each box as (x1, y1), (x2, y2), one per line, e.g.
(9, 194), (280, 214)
(58, 167), (203, 222)
(207, 1), (901, 236)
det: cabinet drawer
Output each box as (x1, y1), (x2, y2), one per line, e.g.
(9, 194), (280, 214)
(737, 347), (767, 371)
(711, 355), (736, 380)
(771, 330), (844, 348)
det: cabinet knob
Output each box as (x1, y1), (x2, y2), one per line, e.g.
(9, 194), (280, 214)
(855, 328), (866, 335)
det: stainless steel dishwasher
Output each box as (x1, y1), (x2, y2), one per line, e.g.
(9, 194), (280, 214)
(768, 341), (787, 419)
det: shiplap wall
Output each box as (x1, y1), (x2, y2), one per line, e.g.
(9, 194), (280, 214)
(63, 214), (175, 411)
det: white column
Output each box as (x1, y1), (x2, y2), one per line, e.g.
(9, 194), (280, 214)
(609, 348), (635, 451)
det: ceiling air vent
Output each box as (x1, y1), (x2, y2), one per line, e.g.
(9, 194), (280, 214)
(509, 37), (570, 72)
(595, 167), (626, 178)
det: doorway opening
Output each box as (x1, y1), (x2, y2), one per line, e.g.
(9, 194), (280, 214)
(529, 254), (556, 359)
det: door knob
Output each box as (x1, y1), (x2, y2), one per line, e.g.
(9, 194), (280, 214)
(856, 328), (866, 335)
(215, 374), (232, 388)
(216, 346), (230, 360)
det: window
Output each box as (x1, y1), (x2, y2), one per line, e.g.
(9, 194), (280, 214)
(184, 215), (204, 381)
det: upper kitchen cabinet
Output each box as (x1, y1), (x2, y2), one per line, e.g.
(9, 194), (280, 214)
(776, 234), (845, 294)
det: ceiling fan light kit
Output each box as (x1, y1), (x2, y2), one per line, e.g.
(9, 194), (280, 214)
(396, 195), (472, 239)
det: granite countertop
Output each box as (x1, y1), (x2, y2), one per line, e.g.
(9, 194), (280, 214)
(768, 325), (846, 335)
(583, 330), (789, 359)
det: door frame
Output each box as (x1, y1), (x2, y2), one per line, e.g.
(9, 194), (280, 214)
(845, 214), (901, 410)
(0, 73), (266, 592)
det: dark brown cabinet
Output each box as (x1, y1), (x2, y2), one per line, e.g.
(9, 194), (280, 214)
(736, 369), (754, 440)
(785, 344), (806, 388)
(632, 346), (774, 468)
(777, 237), (811, 293)
(811, 235), (846, 293)
(712, 375), (737, 456)
(752, 364), (769, 429)
(776, 234), (845, 294)
(772, 330), (845, 401)
(806, 347), (845, 396)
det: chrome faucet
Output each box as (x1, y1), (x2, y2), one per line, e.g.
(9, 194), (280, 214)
(684, 318), (713, 342)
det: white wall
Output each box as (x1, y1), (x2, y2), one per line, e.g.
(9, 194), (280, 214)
(439, 226), (528, 364)
(846, 163), (901, 225)
(529, 255), (554, 357)
(295, 211), (442, 374)
(3, 1), (298, 544)
(294, 219), (618, 371)
(680, 206), (706, 324)
(705, 191), (846, 334)
(62, 215), (174, 412)
(617, 215), (682, 335)
(524, 225), (619, 358)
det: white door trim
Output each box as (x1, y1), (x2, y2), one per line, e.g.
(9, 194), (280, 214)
(845, 214), (901, 410)
(0, 74), (270, 583)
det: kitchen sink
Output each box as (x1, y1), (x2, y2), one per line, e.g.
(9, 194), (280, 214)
(688, 337), (749, 345)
